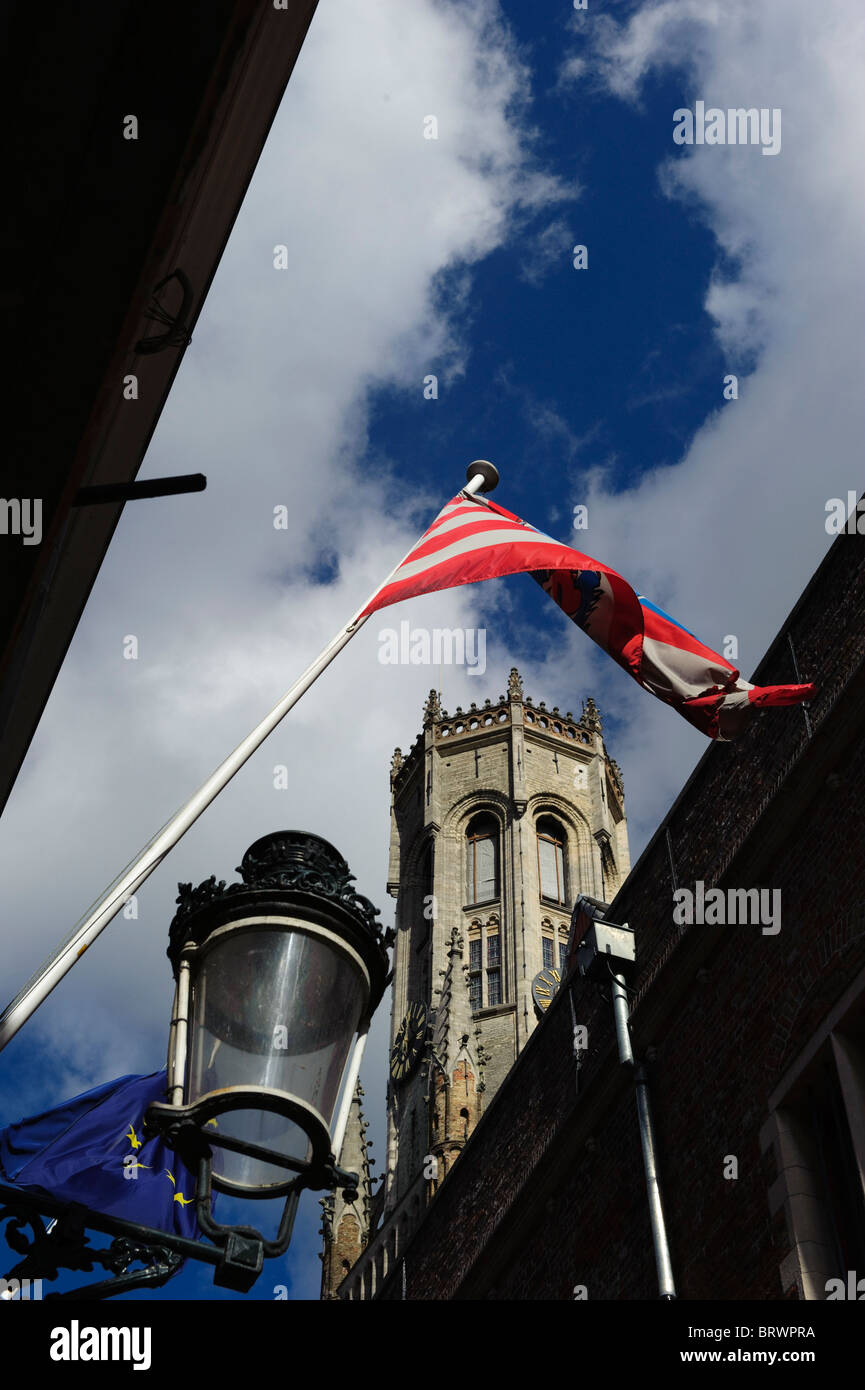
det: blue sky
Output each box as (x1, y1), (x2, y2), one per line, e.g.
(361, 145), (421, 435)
(1, 0), (862, 1300)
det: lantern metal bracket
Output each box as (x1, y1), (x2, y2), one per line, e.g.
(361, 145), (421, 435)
(194, 1152), (360, 1291)
(0, 1146), (359, 1299)
(0, 1181), (192, 1300)
(146, 1080), (353, 1198)
(187, 1148), (358, 1292)
(139, 1112), (361, 1291)
(148, 1111), (360, 1200)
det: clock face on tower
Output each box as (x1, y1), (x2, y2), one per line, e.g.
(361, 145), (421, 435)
(390, 1001), (428, 1082)
(532, 967), (561, 1015)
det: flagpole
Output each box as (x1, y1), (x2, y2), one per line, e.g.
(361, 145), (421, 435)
(0, 462), (499, 1053)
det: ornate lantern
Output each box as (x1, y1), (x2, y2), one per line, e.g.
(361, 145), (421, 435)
(149, 831), (390, 1201)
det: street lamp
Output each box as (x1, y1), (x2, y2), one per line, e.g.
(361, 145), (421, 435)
(146, 830), (390, 1286)
(0, 831), (390, 1297)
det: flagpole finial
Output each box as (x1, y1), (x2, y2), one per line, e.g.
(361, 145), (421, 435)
(465, 459), (499, 493)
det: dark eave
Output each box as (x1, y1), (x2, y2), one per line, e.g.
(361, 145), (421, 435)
(0, 0), (319, 815)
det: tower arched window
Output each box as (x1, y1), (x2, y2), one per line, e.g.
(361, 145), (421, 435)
(466, 813), (499, 904)
(537, 816), (567, 905)
(541, 917), (556, 971)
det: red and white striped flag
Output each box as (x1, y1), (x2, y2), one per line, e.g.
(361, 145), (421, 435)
(360, 491), (814, 741)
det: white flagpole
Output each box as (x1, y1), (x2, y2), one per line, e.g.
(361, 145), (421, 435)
(0, 463), (498, 1053)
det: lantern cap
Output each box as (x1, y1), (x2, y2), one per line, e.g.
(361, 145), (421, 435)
(168, 831), (391, 995)
(237, 831), (379, 924)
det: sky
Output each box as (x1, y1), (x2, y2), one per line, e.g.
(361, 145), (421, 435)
(1, 0), (864, 1299)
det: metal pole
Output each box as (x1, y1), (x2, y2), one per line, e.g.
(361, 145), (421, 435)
(73, 474), (207, 506)
(330, 1024), (369, 1159)
(787, 632), (813, 739)
(635, 1064), (677, 1299)
(168, 959), (192, 1105)
(0, 465), (498, 1052)
(608, 956), (676, 1298)
(610, 971), (633, 1065)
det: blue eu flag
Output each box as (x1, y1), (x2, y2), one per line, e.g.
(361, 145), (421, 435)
(0, 1071), (203, 1240)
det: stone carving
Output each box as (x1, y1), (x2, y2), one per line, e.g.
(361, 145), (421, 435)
(423, 689), (441, 723)
(583, 696), (603, 733)
(608, 758), (624, 793)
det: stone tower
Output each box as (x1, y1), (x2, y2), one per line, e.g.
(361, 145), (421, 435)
(323, 668), (629, 1299)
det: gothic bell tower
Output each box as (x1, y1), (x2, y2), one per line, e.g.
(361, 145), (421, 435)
(323, 667), (629, 1299)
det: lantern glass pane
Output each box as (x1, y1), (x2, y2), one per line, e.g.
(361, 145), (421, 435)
(188, 927), (367, 1189)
